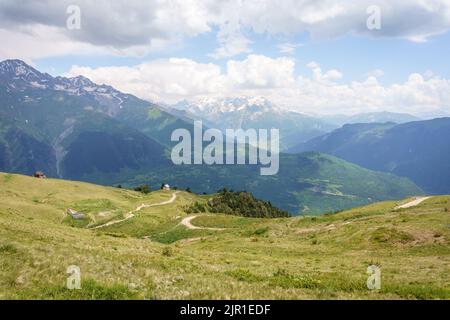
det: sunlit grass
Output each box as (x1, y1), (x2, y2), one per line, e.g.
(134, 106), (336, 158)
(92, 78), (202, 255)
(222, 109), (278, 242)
(0, 172), (449, 300)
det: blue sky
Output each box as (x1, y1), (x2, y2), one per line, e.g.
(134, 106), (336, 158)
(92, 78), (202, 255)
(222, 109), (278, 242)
(34, 29), (450, 86)
(1, 0), (450, 115)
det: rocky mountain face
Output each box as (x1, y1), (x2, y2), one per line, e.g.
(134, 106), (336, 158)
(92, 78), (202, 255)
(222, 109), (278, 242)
(0, 59), (177, 179)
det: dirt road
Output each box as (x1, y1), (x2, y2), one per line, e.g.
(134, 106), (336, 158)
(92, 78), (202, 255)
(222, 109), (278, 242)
(395, 196), (432, 210)
(90, 192), (179, 230)
(180, 215), (225, 231)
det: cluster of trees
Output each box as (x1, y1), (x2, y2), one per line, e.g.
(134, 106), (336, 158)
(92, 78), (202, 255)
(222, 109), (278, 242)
(133, 184), (151, 194)
(186, 188), (290, 218)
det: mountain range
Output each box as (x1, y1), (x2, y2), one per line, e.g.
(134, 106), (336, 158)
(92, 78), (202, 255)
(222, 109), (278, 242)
(165, 97), (421, 151)
(166, 97), (336, 150)
(0, 59), (423, 214)
(290, 119), (450, 194)
(321, 112), (420, 127)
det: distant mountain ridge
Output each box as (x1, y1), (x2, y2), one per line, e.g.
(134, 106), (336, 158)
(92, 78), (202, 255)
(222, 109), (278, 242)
(290, 118), (450, 194)
(166, 97), (421, 151)
(1, 60), (127, 115)
(322, 112), (420, 127)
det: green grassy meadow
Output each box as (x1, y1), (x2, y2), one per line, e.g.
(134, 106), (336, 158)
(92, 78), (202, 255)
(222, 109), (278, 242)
(0, 173), (449, 299)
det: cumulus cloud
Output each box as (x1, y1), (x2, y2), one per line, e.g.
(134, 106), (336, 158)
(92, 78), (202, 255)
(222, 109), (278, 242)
(1, 0), (450, 60)
(69, 58), (227, 102)
(0, 0), (211, 46)
(226, 55), (295, 88)
(0, 0), (212, 59)
(306, 61), (343, 82)
(67, 55), (450, 116)
(0, 26), (103, 62)
(209, 30), (253, 59)
(230, 0), (450, 41)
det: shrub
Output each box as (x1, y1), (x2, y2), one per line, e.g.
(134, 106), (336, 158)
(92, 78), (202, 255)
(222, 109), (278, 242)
(162, 247), (174, 257)
(243, 227), (269, 237)
(270, 269), (321, 289)
(134, 184), (151, 194)
(102, 232), (128, 238)
(0, 242), (18, 254)
(226, 269), (261, 282)
(371, 227), (414, 244)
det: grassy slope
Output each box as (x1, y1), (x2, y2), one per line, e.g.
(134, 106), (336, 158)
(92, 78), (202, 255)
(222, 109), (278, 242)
(0, 173), (449, 299)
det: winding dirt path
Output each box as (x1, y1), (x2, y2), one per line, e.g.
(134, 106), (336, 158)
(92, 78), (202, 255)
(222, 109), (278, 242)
(294, 196), (433, 235)
(395, 196), (432, 210)
(90, 192), (179, 230)
(181, 215), (225, 231)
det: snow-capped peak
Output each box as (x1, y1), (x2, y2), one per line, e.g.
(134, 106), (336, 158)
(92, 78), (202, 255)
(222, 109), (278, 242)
(0, 59), (52, 85)
(0, 59), (29, 74)
(172, 96), (281, 115)
(68, 75), (94, 87)
(0, 59), (130, 116)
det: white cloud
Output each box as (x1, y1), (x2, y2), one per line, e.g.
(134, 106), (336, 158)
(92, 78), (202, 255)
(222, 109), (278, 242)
(0, 0), (212, 60)
(306, 61), (343, 82)
(226, 55), (295, 88)
(68, 55), (450, 116)
(209, 30), (252, 59)
(2, 0), (450, 60)
(69, 58), (227, 102)
(0, 25), (107, 62)
(233, 0), (450, 40)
